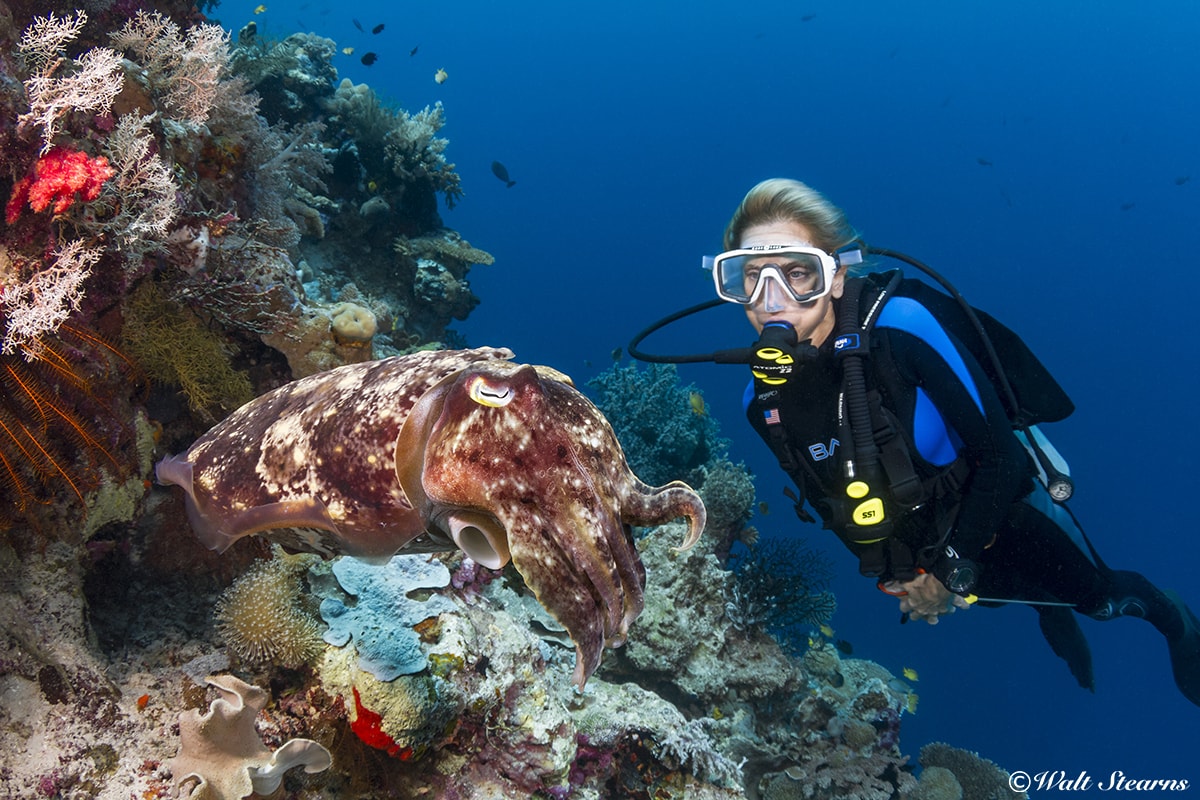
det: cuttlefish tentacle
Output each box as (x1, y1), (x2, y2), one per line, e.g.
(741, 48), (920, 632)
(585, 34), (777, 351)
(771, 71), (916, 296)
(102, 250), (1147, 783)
(155, 349), (707, 690)
(620, 479), (708, 552)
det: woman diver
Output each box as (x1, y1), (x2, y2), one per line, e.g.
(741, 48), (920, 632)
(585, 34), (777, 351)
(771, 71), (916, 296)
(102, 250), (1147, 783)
(690, 178), (1199, 705)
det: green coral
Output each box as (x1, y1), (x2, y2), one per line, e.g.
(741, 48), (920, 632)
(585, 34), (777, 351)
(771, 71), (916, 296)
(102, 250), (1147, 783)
(121, 282), (254, 419)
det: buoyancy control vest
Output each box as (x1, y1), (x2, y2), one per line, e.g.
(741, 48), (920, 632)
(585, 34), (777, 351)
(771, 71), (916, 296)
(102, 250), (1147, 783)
(747, 268), (1074, 580)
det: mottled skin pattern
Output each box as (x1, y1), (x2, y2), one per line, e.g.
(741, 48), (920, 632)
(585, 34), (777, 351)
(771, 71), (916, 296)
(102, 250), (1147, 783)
(156, 347), (706, 688)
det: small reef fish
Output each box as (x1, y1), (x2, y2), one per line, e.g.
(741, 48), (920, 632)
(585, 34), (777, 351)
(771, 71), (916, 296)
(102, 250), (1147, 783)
(834, 638), (853, 656)
(352, 18), (364, 31)
(361, 52), (378, 66)
(688, 391), (706, 416)
(342, 46), (354, 55)
(758, 501), (769, 515)
(801, 13), (816, 21)
(905, 692), (920, 714)
(490, 161), (515, 188)
(410, 45), (419, 56)
(435, 68), (448, 84)
(902, 667), (919, 681)
(976, 157), (993, 167)
(1175, 175), (1191, 186)
(372, 23), (385, 34)
(254, 4), (267, 13)
(611, 347), (622, 362)
(819, 623), (835, 638)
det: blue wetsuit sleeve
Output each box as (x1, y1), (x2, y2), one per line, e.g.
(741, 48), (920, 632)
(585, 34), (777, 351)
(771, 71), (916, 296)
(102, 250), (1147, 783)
(884, 327), (1030, 561)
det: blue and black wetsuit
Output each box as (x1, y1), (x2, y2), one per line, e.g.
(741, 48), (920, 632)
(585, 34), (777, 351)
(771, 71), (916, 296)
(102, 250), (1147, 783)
(744, 276), (1198, 697)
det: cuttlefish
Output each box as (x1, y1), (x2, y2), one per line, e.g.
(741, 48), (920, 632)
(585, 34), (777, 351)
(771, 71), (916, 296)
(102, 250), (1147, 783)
(156, 347), (706, 689)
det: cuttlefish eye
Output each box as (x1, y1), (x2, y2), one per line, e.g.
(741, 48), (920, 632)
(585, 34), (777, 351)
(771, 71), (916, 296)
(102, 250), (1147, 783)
(468, 375), (514, 407)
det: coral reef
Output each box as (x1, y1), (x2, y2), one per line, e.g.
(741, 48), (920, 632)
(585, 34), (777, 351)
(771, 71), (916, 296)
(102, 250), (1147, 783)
(918, 743), (1026, 800)
(0, 5), (1028, 799)
(725, 538), (837, 653)
(587, 361), (729, 487)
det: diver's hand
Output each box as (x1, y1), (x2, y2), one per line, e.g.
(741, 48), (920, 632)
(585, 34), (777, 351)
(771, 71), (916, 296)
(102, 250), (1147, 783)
(886, 572), (971, 625)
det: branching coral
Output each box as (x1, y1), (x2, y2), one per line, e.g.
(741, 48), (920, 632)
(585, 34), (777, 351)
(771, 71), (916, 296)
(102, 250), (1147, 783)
(724, 538), (836, 652)
(121, 282), (254, 420)
(0, 241), (99, 358)
(586, 362), (729, 487)
(109, 10), (231, 127)
(17, 11), (124, 151)
(654, 717), (745, 788)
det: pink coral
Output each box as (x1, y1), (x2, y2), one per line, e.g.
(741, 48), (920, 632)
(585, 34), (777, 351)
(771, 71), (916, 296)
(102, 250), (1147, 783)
(6, 147), (115, 224)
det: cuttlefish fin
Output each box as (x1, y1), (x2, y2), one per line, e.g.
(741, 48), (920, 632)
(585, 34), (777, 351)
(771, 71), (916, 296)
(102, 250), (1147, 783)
(156, 452), (342, 553)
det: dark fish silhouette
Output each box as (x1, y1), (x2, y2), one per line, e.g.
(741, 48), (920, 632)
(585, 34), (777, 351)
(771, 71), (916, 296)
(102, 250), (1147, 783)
(1175, 175), (1191, 186)
(361, 52), (378, 66)
(491, 161), (516, 188)
(352, 18), (363, 31)
(410, 45), (419, 56)
(977, 157), (993, 167)
(1120, 201), (1136, 211)
(835, 638), (854, 656)
(372, 23), (384, 34)
(801, 13), (816, 21)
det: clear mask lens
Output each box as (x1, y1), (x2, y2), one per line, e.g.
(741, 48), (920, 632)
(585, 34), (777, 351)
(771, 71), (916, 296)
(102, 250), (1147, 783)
(712, 246), (835, 305)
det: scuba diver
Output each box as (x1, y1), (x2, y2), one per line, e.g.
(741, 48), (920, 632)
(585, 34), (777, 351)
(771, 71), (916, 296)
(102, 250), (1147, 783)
(630, 178), (1200, 705)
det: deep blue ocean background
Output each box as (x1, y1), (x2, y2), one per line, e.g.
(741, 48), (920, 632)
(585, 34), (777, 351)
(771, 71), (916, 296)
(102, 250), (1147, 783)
(222, 0), (1198, 787)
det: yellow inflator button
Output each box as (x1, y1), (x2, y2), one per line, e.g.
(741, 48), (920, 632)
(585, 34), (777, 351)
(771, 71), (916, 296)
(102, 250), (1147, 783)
(846, 481), (869, 499)
(852, 498), (885, 525)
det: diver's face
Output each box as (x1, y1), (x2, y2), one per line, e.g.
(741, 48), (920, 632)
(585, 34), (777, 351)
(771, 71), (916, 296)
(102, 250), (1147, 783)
(739, 221), (844, 345)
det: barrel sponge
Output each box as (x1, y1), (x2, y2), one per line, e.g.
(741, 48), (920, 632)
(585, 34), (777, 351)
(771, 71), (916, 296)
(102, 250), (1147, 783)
(329, 301), (377, 346)
(215, 558), (323, 668)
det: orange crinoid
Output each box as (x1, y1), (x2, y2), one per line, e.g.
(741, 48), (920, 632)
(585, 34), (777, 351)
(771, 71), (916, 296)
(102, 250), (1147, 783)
(0, 324), (141, 527)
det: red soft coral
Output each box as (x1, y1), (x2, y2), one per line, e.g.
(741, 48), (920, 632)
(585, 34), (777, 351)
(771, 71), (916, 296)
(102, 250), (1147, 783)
(6, 147), (115, 224)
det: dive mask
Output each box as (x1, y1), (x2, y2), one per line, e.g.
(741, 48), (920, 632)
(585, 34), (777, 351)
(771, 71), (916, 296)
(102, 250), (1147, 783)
(705, 244), (860, 305)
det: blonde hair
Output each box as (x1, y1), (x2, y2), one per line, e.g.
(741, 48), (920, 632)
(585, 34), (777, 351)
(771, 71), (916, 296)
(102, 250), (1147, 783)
(723, 178), (858, 254)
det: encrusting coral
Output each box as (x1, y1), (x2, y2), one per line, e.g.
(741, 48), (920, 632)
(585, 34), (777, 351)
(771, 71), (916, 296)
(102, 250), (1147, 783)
(316, 554), (457, 681)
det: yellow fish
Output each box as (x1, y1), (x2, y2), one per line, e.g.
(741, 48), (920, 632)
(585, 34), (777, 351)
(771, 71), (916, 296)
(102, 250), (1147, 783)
(342, 47), (355, 55)
(253, 4), (267, 13)
(434, 68), (448, 84)
(905, 692), (919, 714)
(688, 391), (706, 416)
(819, 624), (835, 639)
(902, 667), (919, 681)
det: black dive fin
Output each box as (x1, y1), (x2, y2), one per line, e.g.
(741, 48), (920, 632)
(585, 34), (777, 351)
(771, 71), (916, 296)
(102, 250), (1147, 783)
(1038, 604), (1095, 691)
(1163, 590), (1200, 707)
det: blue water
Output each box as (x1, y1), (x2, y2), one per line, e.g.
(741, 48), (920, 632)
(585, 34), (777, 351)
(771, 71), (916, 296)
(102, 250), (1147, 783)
(227, 0), (1199, 786)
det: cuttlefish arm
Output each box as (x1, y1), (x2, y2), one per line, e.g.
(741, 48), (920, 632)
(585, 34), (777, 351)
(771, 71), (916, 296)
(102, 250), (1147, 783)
(411, 362), (707, 689)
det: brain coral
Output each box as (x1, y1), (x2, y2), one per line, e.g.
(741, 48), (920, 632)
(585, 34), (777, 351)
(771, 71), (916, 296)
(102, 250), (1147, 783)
(215, 558), (324, 668)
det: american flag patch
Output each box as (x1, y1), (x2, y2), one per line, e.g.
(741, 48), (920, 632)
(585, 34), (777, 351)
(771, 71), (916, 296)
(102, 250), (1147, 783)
(763, 408), (781, 425)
